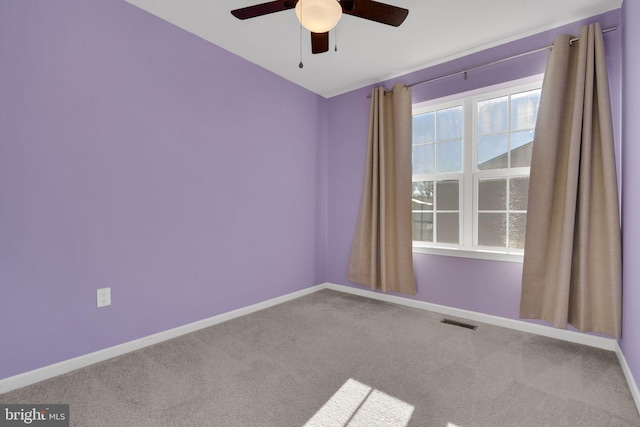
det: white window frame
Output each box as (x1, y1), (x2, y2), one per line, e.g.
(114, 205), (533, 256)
(412, 76), (543, 263)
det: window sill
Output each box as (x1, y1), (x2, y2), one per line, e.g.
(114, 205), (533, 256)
(412, 244), (524, 263)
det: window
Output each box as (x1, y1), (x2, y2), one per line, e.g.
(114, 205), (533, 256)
(412, 79), (542, 261)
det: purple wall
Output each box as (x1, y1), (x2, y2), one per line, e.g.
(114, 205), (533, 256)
(326, 10), (622, 320)
(0, 1), (326, 379)
(621, 0), (640, 386)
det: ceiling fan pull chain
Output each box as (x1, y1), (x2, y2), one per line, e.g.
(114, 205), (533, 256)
(334, 24), (338, 52)
(299, 3), (304, 69)
(299, 26), (304, 68)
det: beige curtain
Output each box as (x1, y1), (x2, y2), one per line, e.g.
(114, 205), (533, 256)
(347, 82), (416, 295)
(520, 23), (622, 338)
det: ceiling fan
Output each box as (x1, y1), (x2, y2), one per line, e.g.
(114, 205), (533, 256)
(231, 0), (409, 54)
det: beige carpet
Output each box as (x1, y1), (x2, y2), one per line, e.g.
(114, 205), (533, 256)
(1, 289), (639, 426)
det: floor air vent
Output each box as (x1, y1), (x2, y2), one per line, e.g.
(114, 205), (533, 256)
(440, 318), (478, 330)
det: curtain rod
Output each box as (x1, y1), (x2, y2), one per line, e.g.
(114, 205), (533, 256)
(367, 26), (617, 98)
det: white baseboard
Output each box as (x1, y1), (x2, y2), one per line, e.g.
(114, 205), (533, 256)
(615, 343), (640, 414)
(323, 283), (617, 351)
(0, 284), (325, 394)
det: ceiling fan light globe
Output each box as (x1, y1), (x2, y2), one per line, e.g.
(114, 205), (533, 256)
(295, 0), (342, 33)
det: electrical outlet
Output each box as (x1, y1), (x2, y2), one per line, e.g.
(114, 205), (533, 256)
(97, 287), (111, 308)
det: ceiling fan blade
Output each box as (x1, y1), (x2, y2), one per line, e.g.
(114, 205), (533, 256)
(311, 32), (329, 54)
(231, 1), (297, 20)
(340, 0), (408, 27)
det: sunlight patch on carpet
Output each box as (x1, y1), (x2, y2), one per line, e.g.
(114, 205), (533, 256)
(304, 378), (414, 427)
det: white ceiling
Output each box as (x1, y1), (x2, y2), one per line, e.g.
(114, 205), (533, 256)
(124, 0), (622, 98)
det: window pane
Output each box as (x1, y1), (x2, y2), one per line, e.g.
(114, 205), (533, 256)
(413, 144), (435, 175)
(509, 177), (529, 211)
(511, 130), (534, 150)
(413, 212), (433, 242)
(478, 134), (508, 170)
(511, 90), (540, 131)
(478, 179), (506, 210)
(436, 106), (463, 140)
(511, 130), (534, 168)
(412, 181), (433, 211)
(437, 213), (459, 244)
(478, 96), (508, 135)
(478, 213), (506, 247)
(436, 180), (459, 210)
(509, 213), (527, 249)
(437, 140), (462, 173)
(413, 112), (435, 144)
